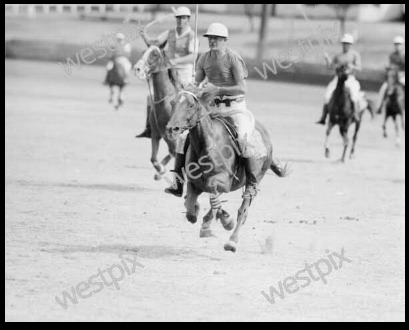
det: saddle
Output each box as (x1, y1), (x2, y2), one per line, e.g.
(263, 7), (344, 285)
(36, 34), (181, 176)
(209, 113), (241, 154)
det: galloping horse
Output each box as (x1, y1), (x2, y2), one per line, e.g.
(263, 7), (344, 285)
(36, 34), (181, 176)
(381, 66), (405, 144)
(167, 87), (288, 253)
(106, 57), (131, 110)
(134, 44), (178, 180)
(324, 65), (372, 162)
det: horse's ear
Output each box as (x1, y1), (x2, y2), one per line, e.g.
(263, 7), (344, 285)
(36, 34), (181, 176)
(159, 40), (168, 50)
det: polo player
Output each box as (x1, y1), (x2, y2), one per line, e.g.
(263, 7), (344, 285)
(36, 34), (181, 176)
(377, 36), (405, 113)
(136, 6), (198, 138)
(165, 23), (260, 201)
(316, 34), (368, 125)
(104, 33), (132, 86)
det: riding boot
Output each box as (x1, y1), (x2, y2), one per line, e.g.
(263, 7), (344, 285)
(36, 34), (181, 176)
(165, 153), (186, 198)
(136, 105), (152, 139)
(243, 157), (259, 200)
(316, 104), (329, 125)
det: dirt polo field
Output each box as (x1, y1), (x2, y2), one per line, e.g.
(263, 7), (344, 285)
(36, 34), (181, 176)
(5, 59), (405, 322)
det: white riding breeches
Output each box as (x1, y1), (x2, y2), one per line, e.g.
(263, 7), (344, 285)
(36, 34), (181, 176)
(209, 99), (256, 142)
(325, 75), (368, 111)
(175, 99), (256, 156)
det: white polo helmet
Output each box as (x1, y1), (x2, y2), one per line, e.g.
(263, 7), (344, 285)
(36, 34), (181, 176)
(341, 34), (354, 44)
(174, 6), (191, 17)
(204, 23), (229, 38)
(394, 36), (405, 45)
(116, 32), (126, 40)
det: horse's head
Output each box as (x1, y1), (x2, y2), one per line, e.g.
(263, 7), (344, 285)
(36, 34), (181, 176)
(134, 42), (170, 80)
(166, 85), (216, 141)
(336, 65), (350, 81)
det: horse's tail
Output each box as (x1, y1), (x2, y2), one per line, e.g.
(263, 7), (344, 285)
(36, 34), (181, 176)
(270, 159), (290, 178)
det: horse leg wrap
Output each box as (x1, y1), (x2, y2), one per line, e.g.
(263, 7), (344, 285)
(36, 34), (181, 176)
(210, 196), (222, 210)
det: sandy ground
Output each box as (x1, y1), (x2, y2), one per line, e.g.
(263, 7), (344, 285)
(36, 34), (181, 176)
(5, 59), (405, 322)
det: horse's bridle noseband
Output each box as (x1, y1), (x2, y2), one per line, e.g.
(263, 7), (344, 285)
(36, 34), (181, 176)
(174, 91), (211, 132)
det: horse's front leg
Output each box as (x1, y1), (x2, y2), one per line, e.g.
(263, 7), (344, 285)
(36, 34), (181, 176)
(325, 122), (334, 159)
(224, 197), (253, 253)
(383, 115), (389, 139)
(201, 194), (235, 238)
(185, 183), (201, 224)
(109, 86), (114, 104)
(340, 126), (350, 163)
(151, 137), (165, 181)
(116, 86), (124, 109)
(350, 120), (361, 159)
(395, 118), (402, 147)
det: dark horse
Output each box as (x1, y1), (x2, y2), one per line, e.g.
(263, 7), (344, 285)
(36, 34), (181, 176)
(381, 66), (405, 145)
(167, 87), (288, 253)
(325, 65), (372, 162)
(134, 44), (178, 180)
(105, 57), (132, 110)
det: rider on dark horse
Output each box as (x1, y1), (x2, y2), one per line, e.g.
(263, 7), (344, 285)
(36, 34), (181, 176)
(104, 33), (132, 87)
(136, 6), (199, 139)
(165, 23), (260, 201)
(316, 34), (368, 125)
(377, 36), (405, 113)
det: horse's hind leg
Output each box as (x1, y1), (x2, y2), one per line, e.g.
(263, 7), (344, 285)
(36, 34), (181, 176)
(224, 197), (252, 253)
(350, 120), (361, 159)
(325, 123), (334, 159)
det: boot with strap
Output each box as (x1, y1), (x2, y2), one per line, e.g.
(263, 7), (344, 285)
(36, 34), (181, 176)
(242, 157), (259, 200)
(316, 104), (329, 125)
(165, 153), (186, 198)
(136, 104), (152, 139)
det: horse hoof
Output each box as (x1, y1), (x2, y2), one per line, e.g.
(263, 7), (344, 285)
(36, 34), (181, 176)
(223, 220), (235, 232)
(224, 241), (237, 253)
(187, 214), (197, 224)
(325, 148), (331, 159)
(157, 164), (166, 176)
(154, 174), (162, 181)
(350, 153), (355, 160)
(217, 210), (235, 231)
(200, 229), (214, 238)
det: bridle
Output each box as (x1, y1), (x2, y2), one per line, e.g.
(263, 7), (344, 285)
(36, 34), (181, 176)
(173, 91), (212, 132)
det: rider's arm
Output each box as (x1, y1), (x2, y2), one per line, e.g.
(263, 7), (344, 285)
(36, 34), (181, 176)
(140, 29), (169, 47)
(324, 53), (333, 70)
(350, 52), (362, 72)
(328, 55), (338, 70)
(218, 79), (247, 96)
